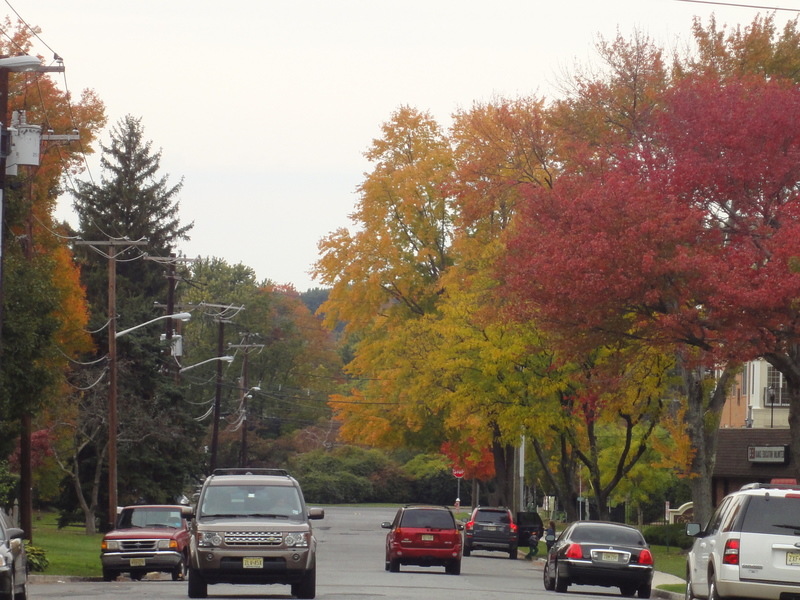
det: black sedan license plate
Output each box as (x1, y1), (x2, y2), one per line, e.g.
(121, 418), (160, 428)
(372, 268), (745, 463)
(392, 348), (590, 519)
(600, 552), (620, 562)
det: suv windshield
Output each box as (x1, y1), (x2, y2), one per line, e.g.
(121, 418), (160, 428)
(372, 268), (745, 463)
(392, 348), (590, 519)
(476, 510), (510, 524)
(741, 496), (800, 534)
(200, 484), (302, 518)
(400, 510), (455, 529)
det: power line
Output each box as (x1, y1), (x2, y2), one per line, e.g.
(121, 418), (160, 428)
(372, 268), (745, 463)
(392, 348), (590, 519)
(675, 0), (800, 11)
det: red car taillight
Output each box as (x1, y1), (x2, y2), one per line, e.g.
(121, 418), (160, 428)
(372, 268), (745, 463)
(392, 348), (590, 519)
(565, 543), (583, 559)
(722, 539), (740, 565)
(510, 522), (518, 533)
(638, 549), (654, 565)
(465, 521), (474, 532)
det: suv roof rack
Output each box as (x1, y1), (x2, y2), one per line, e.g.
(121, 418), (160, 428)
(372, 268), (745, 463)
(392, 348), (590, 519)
(212, 468), (290, 477)
(739, 482), (800, 490)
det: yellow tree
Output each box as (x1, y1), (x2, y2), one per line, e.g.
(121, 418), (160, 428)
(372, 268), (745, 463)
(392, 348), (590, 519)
(314, 107), (456, 453)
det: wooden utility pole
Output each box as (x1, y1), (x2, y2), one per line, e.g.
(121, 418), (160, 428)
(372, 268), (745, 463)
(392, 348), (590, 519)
(75, 239), (148, 530)
(229, 339), (264, 467)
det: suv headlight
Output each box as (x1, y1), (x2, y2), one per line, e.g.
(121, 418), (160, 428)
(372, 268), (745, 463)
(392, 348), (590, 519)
(284, 532), (309, 548)
(198, 531), (223, 548)
(157, 539), (178, 550)
(101, 540), (120, 551)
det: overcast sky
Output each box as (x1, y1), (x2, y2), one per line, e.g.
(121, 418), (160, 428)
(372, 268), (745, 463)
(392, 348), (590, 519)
(16, 0), (800, 291)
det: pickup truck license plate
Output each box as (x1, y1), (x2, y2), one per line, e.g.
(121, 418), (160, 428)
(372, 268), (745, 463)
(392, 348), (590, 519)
(129, 558), (146, 567)
(243, 557), (263, 569)
(787, 552), (800, 566)
(421, 534), (434, 541)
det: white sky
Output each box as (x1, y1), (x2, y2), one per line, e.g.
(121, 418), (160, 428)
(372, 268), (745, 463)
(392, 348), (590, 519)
(15, 0), (800, 291)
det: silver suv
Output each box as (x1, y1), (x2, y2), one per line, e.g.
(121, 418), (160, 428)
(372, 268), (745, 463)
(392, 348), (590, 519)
(685, 482), (800, 600)
(188, 468), (324, 599)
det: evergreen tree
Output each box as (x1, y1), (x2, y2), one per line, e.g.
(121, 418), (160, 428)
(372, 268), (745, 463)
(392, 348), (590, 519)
(69, 116), (200, 528)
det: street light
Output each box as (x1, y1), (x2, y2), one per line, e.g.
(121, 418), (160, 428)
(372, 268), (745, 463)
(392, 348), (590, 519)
(179, 355), (234, 373)
(108, 311), (191, 529)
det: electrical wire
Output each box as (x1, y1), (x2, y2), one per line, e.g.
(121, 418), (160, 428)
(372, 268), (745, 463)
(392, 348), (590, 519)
(675, 0), (800, 10)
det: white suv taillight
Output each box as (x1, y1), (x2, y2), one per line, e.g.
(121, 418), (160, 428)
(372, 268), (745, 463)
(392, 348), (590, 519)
(722, 538), (740, 565)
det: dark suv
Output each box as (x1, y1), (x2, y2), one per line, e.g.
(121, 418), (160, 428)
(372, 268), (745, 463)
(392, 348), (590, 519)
(382, 505), (463, 574)
(686, 482), (800, 600)
(463, 506), (518, 559)
(188, 468), (324, 599)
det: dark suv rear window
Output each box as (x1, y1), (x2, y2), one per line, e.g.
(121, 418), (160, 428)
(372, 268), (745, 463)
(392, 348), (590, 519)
(401, 510), (455, 529)
(475, 510), (510, 524)
(741, 496), (800, 535)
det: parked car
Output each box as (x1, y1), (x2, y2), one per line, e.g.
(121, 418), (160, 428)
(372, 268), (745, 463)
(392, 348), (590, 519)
(516, 511), (544, 547)
(381, 505), (462, 575)
(188, 468), (324, 599)
(542, 520), (654, 598)
(0, 510), (27, 600)
(463, 506), (518, 559)
(685, 482), (800, 600)
(100, 504), (192, 581)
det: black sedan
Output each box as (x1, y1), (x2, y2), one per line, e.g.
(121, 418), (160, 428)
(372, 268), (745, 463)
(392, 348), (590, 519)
(542, 521), (653, 598)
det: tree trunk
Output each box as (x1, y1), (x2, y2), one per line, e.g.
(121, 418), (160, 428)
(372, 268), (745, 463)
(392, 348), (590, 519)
(678, 356), (733, 525)
(764, 345), (800, 482)
(490, 435), (515, 508)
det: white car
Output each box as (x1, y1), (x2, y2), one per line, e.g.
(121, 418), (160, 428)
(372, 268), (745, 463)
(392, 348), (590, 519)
(685, 482), (800, 600)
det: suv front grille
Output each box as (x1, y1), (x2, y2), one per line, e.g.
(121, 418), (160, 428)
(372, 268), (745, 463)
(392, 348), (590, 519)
(120, 539), (157, 551)
(224, 531), (283, 546)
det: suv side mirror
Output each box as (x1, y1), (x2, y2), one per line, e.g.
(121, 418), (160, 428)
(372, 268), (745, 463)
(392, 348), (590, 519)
(381, 521), (392, 529)
(686, 522), (702, 537)
(308, 507), (325, 520)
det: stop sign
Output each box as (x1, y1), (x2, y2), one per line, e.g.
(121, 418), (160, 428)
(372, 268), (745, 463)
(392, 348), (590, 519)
(452, 467), (465, 478)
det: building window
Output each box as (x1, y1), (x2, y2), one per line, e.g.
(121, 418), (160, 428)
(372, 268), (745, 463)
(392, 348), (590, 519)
(766, 366), (790, 406)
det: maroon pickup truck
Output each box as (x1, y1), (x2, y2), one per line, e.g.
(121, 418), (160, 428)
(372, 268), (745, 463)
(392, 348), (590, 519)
(100, 504), (192, 581)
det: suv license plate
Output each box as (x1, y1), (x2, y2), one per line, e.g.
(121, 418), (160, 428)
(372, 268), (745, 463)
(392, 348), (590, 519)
(129, 558), (146, 567)
(243, 557), (263, 569)
(421, 534), (434, 541)
(787, 552), (800, 566)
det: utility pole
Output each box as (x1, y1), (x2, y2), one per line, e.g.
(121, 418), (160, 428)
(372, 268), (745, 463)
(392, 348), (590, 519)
(5, 105), (75, 540)
(229, 338), (264, 467)
(209, 318), (229, 473)
(75, 238), (148, 530)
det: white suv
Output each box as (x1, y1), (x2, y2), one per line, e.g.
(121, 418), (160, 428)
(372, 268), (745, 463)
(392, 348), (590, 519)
(685, 482), (800, 600)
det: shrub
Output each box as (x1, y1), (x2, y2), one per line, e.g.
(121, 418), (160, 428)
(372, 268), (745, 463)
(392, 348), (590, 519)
(642, 523), (693, 549)
(25, 543), (49, 571)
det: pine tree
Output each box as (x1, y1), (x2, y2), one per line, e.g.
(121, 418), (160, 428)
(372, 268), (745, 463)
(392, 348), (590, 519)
(68, 116), (201, 528)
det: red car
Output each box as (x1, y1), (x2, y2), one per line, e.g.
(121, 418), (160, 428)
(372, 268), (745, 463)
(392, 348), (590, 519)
(100, 504), (192, 581)
(382, 505), (463, 575)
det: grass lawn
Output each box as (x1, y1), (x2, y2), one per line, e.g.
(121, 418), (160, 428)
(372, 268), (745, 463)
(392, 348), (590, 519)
(31, 511), (103, 577)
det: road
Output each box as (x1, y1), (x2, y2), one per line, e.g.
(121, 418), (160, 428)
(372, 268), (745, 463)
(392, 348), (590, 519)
(28, 506), (604, 600)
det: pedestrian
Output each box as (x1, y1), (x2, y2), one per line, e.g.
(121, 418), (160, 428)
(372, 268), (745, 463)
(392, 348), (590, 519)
(544, 520), (556, 551)
(524, 530), (540, 559)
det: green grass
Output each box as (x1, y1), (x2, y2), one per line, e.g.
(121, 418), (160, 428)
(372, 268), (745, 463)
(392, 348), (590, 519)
(650, 544), (687, 581)
(31, 511), (103, 577)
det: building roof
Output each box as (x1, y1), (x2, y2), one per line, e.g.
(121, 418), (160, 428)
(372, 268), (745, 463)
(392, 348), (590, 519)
(714, 428), (795, 479)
